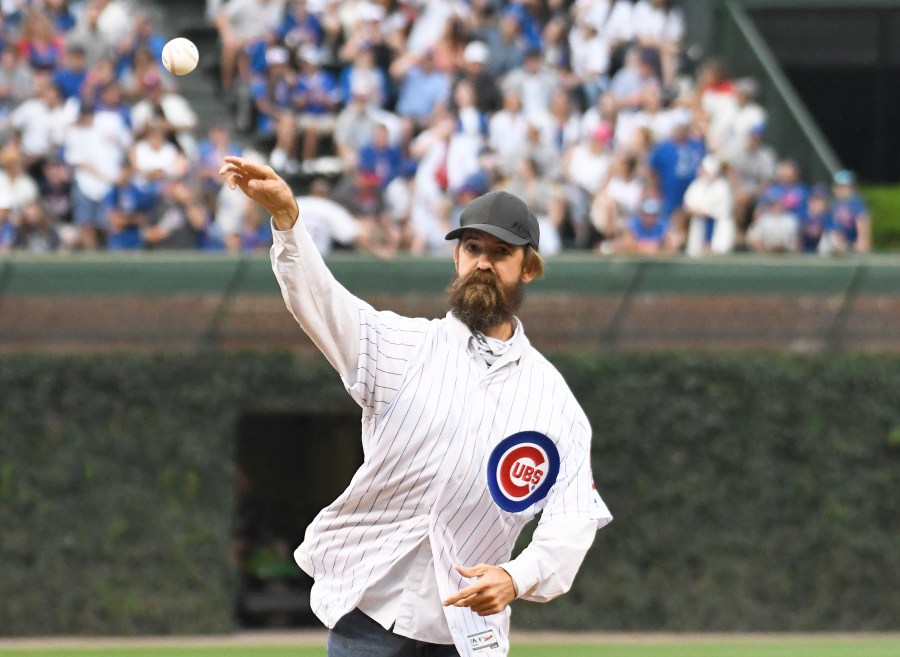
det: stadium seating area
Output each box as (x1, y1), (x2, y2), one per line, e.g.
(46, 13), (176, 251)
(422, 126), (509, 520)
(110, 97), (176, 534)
(0, 0), (872, 256)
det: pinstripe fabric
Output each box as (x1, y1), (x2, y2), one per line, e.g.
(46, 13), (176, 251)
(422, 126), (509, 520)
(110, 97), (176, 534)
(272, 220), (611, 657)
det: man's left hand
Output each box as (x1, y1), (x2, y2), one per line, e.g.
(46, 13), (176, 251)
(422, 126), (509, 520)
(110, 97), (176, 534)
(442, 564), (517, 617)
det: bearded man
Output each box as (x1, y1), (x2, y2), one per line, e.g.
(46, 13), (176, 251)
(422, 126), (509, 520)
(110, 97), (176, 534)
(219, 156), (612, 657)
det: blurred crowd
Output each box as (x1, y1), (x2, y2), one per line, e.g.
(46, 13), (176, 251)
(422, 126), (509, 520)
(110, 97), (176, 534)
(0, 0), (872, 257)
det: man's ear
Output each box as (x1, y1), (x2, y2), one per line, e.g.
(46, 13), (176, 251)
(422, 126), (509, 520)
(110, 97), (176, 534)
(453, 241), (460, 271)
(521, 265), (536, 285)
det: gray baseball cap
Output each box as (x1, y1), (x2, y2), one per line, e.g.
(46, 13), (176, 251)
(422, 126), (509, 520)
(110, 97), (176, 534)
(445, 190), (540, 250)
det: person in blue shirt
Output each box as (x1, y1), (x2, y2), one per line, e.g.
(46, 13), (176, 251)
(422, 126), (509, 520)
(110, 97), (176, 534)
(279, 0), (323, 50)
(616, 198), (675, 255)
(358, 123), (403, 188)
(801, 184), (832, 253)
(251, 47), (297, 171)
(758, 159), (808, 222)
(105, 163), (144, 251)
(648, 113), (705, 221)
(52, 44), (87, 100)
(829, 169), (871, 253)
(293, 45), (340, 162)
(392, 49), (450, 130)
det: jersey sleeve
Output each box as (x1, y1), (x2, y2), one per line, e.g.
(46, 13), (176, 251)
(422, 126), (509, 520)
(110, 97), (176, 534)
(499, 406), (612, 602)
(270, 217), (427, 420)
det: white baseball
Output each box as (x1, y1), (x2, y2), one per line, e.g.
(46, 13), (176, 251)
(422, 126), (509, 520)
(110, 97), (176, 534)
(161, 37), (199, 76)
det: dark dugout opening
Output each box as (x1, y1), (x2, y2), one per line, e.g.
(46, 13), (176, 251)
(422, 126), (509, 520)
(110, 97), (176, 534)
(234, 412), (364, 628)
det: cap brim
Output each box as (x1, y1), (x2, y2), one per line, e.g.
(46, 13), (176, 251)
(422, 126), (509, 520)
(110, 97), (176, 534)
(445, 224), (531, 246)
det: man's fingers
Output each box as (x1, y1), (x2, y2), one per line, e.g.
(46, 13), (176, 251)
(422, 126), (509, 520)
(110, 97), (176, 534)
(455, 564), (486, 578)
(222, 156), (276, 178)
(443, 583), (479, 606)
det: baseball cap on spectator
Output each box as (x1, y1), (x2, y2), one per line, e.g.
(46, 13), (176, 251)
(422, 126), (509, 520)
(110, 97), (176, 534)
(833, 169), (856, 186)
(810, 183), (830, 199)
(735, 77), (759, 98)
(592, 122), (613, 144)
(298, 44), (322, 66)
(641, 198), (661, 215)
(350, 76), (375, 98)
(445, 190), (540, 250)
(672, 108), (692, 128)
(463, 41), (489, 65)
(265, 46), (290, 67)
(358, 1), (385, 22)
(701, 154), (721, 177)
(459, 171), (489, 197)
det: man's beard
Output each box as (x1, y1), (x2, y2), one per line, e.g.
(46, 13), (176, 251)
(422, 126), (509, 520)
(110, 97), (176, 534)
(447, 268), (525, 333)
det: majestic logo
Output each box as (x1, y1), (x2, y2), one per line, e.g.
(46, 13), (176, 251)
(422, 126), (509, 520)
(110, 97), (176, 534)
(487, 431), (560, 512)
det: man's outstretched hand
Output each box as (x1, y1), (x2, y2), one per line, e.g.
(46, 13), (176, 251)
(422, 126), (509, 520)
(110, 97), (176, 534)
(218, 156), (299, 231)
(443, 564), (517, 617)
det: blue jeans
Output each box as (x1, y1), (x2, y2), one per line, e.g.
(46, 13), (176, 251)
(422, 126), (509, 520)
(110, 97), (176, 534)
(328, 608), (460, 657)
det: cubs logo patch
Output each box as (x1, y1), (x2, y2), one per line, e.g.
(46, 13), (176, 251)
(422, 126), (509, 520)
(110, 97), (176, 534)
(487, 431), (560, 512)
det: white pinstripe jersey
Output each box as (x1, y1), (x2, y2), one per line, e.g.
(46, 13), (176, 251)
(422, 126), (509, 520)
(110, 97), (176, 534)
(272, 221), (612, 656)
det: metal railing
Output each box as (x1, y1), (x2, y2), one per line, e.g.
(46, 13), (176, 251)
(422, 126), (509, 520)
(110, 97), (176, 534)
(711, 0), (843, 182)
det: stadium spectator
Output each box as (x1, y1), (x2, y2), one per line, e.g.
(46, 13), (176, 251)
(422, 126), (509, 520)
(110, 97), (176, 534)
(480, 8), (526, 79)
(130, 69), (198, 156)
(567, 11), (610, 107)
(828, 169), (870, 254)
(757, 158), (808, 224)
(391, 47), (451, 131)
(251, 46), (297, 172)
(590, 151), (646, 244)
(63, 102), (126, 249)
(800, 183), (831, 254)
(502, 47), (559, 121)
(720, 76), (766, 162)
(51, 43), (87, 100)
(746, 193), (800, 253)
(728, 122), (777, 240)
(130, 119), (186, 213)
(105, 161), (145, 250)
(10, 78), (73, 172)
(563, 121), (614, 246)
(141, 178), (210, 250)
(113, 11), (166, 86)
(45, 0), (77, 35)
(358, 122), (402, 188)
(13, 199), (59, 251)
(67, 0), (116, 66)
(17, 8), (65, 71)
(683, 154), (734, 256)
(338, 44), (388, 109)
(292, 44), (340, 162)
(279, 0), (323, 53)
(615, 196), (675, 254)
(0, 45), (35, 116)
(608, 46), (659, 113)
(38, 156), (73, 230)
(648, 110), (705, 222)
(454, 40), (501, 114)
(215, 0), (285, 93)
(0, 142), (39, 221)
(632, 0), (684, 85)
(333, 76), (383, 171)
(489, 89), (529, 177)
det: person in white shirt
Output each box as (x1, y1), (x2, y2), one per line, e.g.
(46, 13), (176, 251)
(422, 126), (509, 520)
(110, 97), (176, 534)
(218, 156), (612, 657)
(683, 154), (735, 256)
(63, 102), (130, 248)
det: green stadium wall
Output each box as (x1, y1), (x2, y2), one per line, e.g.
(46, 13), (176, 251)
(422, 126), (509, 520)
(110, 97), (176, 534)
(1, 351), (898, 635)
